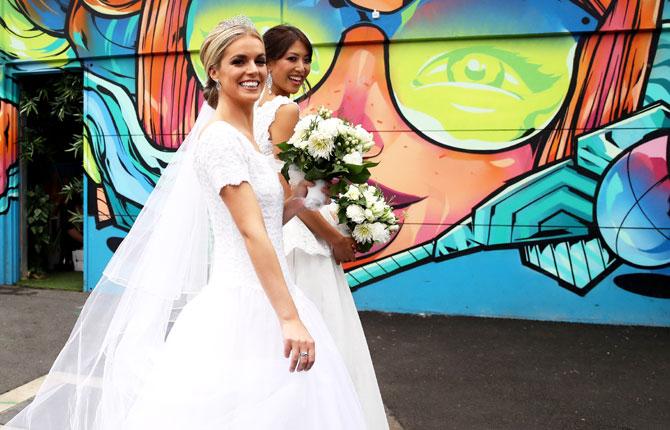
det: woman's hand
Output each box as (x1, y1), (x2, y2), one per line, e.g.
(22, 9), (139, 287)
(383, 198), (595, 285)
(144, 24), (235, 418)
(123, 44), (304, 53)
(291, 179), (313, 199)
(331, 235), (357, 264)
(291, 180), (330, 205)
(281, 318), (316, 372)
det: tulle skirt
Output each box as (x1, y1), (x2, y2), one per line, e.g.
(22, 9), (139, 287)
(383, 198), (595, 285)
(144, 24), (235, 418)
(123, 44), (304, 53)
(124, 283), (366, 429)
(286, 247), (389, 430)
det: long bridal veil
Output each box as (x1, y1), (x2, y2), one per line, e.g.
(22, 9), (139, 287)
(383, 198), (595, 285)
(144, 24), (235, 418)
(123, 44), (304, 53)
(7, 104), (216, 430)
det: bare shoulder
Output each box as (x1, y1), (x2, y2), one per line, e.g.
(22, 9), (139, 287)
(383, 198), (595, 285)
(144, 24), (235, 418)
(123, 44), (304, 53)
(269, 103), (300, 144)
(274, 102), (300, 125)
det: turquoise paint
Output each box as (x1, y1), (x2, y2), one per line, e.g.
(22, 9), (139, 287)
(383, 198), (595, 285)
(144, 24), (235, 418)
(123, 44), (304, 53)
(0, 198), (20, 285)
(353, 249), (670, 326)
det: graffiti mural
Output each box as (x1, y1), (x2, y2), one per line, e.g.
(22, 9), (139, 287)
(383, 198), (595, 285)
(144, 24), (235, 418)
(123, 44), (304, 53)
(0, 0), (668, 325)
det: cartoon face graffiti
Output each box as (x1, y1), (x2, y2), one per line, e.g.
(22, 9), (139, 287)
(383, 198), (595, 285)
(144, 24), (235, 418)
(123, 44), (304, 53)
(1, 0), (666, 297)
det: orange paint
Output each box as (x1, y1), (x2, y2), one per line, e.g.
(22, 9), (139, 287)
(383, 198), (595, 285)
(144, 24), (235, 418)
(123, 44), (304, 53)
(82, 0), (141, 15)
(0, 101), (18, 198)
(539, 0), (661, 165)
(348, 0), (406, 13)
(137, 0), (200, 149)
(303, 26), (534, 263)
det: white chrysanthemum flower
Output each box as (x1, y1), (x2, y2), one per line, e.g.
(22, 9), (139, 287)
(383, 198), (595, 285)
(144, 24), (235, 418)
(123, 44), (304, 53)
(370, 222), (390, 243)
(317, 118), (343, 139)
(307, 131), (335, 159)
(344, 185), (362, 200)
(389, 224), (400, 232)
(346, 204), (366, 223)
(352, 223), (374, 244)
(342, 151), (363, 166)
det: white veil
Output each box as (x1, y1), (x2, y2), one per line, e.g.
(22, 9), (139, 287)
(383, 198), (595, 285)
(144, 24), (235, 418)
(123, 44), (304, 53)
(7, 103), (216, 430)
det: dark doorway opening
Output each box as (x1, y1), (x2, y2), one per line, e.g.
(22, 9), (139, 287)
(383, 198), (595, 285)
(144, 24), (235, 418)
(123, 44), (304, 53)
(18, 72), (84, 291)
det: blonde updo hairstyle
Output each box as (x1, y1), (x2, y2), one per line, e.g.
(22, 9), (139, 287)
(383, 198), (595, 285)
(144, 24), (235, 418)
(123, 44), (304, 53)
(200, 20), (263, 109)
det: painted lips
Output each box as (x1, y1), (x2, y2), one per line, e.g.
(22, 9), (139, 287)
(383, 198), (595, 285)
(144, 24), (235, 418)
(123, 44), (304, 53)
(367, 179), (425, 210)
(353, 179), (425, 256)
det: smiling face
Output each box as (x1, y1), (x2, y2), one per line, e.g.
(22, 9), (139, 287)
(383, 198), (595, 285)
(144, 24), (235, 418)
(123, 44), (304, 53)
(209, 35), (267, 108)
(268, 40), (312, 96)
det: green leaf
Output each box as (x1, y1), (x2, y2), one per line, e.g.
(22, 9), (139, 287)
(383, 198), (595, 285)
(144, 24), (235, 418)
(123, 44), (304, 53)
(330, 181), (348, 196)
(346, 169), (371, 184)
(276, 142), (292, 151)
(344, 163), (365, 174)
(357, 242), (373, 253)
(280, 163), (291, 181)
(304, 166), (327, 181)
(338, 212), (348, 225)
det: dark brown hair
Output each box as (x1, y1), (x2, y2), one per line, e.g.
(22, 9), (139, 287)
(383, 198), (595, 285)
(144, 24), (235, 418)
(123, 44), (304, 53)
(263, 25), (313, 93)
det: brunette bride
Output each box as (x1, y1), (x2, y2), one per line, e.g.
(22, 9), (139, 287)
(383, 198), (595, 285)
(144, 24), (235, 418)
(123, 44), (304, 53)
(255, 24), (388, 430)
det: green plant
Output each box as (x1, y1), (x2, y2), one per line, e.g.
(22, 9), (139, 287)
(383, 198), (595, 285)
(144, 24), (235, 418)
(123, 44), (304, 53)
(26, 186), (55, 275)
(60, 176), (83, 203)
(65, 133), (84, 158)
(19, 73), (84, 274)
(61, 177), (84, 231)
(19, 74), (83, 162)
(67, 209), (84, 227)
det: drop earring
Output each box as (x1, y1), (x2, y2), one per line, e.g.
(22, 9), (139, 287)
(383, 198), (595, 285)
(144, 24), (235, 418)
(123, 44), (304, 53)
(265, 73), (273, 95)
(214, 79), (221, 90)
(301, 82), (307, 96)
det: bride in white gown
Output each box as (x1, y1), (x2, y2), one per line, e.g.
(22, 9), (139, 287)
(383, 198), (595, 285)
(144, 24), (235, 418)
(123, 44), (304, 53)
(255, 25), (388, 430)
(7, 17), (365, 430)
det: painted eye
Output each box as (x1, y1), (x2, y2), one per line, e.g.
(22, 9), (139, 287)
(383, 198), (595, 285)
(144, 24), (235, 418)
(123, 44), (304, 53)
(414, 47), (560, 98)
(389, 38), (576, 151)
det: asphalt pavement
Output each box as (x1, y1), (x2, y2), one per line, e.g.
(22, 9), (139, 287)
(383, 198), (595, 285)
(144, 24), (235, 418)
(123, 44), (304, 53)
(1, 285), (669, 429)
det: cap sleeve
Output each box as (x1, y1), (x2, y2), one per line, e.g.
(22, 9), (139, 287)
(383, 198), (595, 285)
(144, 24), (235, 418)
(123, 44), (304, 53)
(194, 123), (251, 193)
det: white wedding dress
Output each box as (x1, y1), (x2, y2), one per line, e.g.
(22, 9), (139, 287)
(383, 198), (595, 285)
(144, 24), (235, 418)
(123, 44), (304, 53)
(255, 96), (389, 430)
(123, 121), (366, 429)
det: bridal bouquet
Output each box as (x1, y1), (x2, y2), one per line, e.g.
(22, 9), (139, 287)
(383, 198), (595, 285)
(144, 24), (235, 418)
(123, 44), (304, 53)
(277, 107), (377, 209)
(334, 183), (399, 252)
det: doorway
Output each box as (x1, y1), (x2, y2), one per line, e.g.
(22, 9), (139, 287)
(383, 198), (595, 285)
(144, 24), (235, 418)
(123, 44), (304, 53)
(17, 72), (84, 291)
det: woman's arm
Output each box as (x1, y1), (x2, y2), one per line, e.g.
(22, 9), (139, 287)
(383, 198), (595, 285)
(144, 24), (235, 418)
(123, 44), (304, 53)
(220, 183), (315, 372)
(271, 104), (356, 263)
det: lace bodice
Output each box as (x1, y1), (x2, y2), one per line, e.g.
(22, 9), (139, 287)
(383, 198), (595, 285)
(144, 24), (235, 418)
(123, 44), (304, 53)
(193, 121), (291, 289)
(254, 95), (295, 156)
(254, 97), (334, 257)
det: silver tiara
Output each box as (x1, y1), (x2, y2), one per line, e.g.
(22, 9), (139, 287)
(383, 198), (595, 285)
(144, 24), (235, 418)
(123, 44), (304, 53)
(217, 15), (255, 31)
